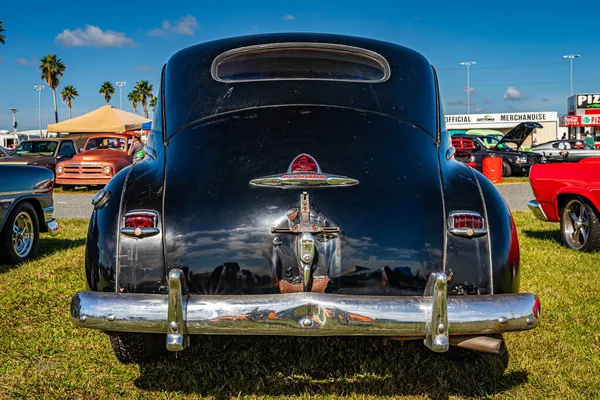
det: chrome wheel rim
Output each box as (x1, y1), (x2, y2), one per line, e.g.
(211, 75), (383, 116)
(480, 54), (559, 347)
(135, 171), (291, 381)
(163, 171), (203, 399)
(12, 211), (34, 258)
(563, 200), (590, 250)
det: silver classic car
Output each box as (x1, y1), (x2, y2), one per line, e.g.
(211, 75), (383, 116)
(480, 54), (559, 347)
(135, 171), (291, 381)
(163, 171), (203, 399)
(532, 139), (600, 162)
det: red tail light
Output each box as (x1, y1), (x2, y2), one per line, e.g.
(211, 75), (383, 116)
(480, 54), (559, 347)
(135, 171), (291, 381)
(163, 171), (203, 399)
(448, 211), (486, 238)
(36, 179), (54, 192)
(121, 210), (159, 238)
(290, 154), (318, 173)
(125, 213), (155, 228)
(452, 213), (483, 229)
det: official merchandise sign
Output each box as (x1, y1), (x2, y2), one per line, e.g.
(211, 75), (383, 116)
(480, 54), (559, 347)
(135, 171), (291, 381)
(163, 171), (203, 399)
(445, 111), (558, 126)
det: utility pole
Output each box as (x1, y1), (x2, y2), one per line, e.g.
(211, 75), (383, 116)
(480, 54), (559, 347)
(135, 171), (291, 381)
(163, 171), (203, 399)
(34, 85), (45, 137)
(460, 61), (476, 113)
(115, 81), (126, 109)
(562, 54), (580, 96)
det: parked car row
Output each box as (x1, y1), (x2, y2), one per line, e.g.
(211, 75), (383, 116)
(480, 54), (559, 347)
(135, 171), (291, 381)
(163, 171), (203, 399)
(452, 122), (543, 176)
(0, 134), (134, 188)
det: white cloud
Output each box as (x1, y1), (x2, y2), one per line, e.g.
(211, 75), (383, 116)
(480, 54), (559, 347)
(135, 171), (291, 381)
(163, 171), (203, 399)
(55, 25), (135, 47)
(484, 99), (495, 104)
(503, 86), (522, 101)
(541, 97), (550, 102)
(136, 65), (155, 72)
(16, 58), (36, 66)
(150, 15), (198, 36)
(462, 86), (476, 94)
(282, 15), (296, 20)
(475, 107), (484, 112)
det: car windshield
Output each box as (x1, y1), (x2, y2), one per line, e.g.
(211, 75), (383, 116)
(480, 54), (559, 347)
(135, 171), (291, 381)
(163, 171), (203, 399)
(12, 141), (57, 156)
(85, 137), (126, 151)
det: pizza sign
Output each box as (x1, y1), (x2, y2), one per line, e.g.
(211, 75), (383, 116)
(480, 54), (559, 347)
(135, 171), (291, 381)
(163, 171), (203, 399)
(581, 115), (600, 126)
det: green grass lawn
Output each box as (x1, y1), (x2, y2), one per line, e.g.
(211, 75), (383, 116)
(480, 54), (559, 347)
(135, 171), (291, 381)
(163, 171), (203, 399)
(1, 213), (599, 399)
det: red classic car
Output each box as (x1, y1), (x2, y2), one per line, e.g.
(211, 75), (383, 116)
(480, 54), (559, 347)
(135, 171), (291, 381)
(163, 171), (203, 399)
(528, 157), (600, 251)
(55, 133), (133, 188)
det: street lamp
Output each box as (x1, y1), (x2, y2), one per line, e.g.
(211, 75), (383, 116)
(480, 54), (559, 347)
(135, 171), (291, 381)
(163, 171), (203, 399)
(34, 85), (45, 137)
(562, 54), (580, 96)
(460, 61), (476, 113)
(115, 81), (126, 109)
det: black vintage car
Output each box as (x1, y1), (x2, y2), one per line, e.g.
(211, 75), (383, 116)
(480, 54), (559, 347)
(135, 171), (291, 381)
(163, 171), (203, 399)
(0, 165), (60, 264)
(70, 33), (541, 363)
(452, 122), (544, 177)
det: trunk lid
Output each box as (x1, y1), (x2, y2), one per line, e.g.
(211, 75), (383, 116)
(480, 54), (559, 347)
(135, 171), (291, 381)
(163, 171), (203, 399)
(163, 106), (445, 296)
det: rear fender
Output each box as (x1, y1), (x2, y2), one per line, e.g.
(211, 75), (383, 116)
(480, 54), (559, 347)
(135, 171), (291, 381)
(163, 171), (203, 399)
(116, 134), (166, 294)
(85, 167), (129, 292)
(555, 187), (600, 218)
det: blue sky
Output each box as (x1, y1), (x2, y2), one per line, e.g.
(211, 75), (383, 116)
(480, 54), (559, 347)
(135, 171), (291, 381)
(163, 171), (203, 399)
(0, 0), (594, 131)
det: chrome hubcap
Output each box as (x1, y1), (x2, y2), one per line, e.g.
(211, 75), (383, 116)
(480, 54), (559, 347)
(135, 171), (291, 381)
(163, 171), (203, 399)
(563, 200), (590, 249)
(12, 211), (34, 258)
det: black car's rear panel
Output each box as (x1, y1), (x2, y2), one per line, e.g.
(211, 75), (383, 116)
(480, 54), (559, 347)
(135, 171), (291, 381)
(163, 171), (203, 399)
(162, 106), (445, 295)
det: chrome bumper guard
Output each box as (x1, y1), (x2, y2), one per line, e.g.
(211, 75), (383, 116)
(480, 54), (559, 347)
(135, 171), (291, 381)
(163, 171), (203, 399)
(528, 200), (548, 221)
(43, 206), (60, 236)
(70, 270), (541, 353)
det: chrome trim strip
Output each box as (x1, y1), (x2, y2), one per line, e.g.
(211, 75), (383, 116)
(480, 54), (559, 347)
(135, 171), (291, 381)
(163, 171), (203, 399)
(119, 227), (160, 238)
(211, 42), (391, 84)
(64, 162), (104, 167)
(528, 200), (548, 221)
(0, 189), (47, 196)
(71, 291), (541, 345)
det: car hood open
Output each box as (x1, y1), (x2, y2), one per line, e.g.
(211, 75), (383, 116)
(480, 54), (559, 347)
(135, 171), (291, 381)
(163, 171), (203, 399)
(494, 122), (543, 151)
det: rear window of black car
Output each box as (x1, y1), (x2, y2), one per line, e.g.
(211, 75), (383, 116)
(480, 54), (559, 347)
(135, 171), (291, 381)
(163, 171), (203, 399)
(212, 43), (390, 83)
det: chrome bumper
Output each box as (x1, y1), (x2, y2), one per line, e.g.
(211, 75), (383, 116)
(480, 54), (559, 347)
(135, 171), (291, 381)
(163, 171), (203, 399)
(70, 270), (541, 353)
(43, 206), (60, 236)
(528, 200), (548, 221)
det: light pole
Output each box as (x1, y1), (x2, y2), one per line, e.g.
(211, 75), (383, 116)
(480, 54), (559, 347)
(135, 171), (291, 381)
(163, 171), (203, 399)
(562, 54), (580, 96)
(34, 85), (45, 137)
(115, 81), (126, 109)
(460, 61), (476, 113)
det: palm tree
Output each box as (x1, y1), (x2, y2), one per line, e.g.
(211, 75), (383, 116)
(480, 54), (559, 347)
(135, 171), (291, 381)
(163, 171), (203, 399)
(99, 81), (115, 104)
(134, 80), (154, 118)
(60, 85), (79, 119)
(39, 54), (66, 123)
(0, 21), (6, 44)
(127, 89), (142, 114)
(150, 97), (157, 114)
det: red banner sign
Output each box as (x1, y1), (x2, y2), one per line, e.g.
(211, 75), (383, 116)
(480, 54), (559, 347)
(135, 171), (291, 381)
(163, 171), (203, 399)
(565, 115), (581, 126)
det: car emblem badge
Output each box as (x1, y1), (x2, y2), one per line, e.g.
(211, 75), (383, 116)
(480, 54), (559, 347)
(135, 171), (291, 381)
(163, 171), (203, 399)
(249, 153), (359, 188)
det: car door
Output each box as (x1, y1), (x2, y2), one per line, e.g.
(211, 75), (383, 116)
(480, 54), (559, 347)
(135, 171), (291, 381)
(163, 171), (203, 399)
(57, 141), (77, 162)
(542, 142), (567, 162)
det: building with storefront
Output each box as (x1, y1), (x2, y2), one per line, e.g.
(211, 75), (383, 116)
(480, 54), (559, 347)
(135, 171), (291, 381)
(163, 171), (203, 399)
(565, 94), (600, 139)
(445, 111), (559, 146)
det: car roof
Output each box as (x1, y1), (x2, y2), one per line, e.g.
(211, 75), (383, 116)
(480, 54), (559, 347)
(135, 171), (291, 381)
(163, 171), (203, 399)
(164, 33), (438, 139)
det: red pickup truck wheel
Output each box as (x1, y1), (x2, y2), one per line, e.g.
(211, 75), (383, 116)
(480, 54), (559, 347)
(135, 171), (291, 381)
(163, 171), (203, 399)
(560, 197), (600, 252)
